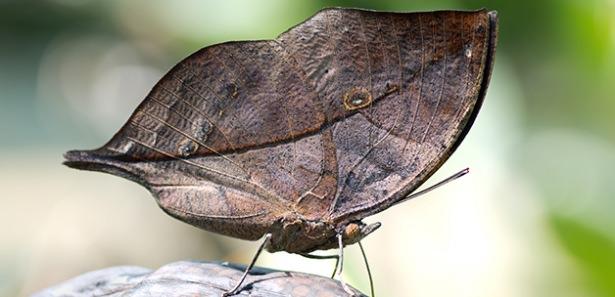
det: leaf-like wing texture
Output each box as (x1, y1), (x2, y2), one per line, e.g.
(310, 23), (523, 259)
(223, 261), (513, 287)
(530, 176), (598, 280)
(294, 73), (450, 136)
(295, 9), (497, 222)
(64, 8), (497, 238)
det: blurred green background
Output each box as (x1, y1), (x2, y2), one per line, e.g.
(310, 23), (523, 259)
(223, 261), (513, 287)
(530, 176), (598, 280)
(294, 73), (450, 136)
(1, 0), (614, 296)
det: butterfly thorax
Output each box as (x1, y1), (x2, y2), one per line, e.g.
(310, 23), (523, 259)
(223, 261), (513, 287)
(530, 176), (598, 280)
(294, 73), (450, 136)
(266, 216), (381, 254)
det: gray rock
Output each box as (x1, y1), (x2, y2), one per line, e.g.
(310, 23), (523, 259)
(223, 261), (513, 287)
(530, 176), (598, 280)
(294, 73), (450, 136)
(32, 261), (366, 297)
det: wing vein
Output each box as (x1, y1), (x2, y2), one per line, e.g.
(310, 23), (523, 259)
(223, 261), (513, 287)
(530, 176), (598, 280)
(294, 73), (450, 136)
(162, 203), (268, 220)
(274, 41), (320, 182)
(126, 123), (286, 207)
(452, 13), (476, 122)
(358, 12), (376, 148)
(390, 15), (404, 101)
(328, 109), (402, 214)
(139, 108), (249, 175)
(420, 15), (448, 143)
(401, 14), (425, 155)
(159, 81), (238, 151)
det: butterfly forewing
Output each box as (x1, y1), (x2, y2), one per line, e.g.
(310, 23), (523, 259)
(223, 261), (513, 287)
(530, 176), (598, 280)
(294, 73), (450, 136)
(324, 11), (496, 222)
(275, 9), (495, 222)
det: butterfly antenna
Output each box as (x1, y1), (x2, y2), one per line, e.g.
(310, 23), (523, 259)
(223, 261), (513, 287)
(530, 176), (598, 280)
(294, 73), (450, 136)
(395, 168), (470, 206)
(358, 241), (375, 297)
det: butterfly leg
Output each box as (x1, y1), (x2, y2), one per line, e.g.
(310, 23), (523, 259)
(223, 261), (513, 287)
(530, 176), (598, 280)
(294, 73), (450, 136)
(297, 252), (340, 278)
(335, 233), (359, 296)
(332, 255), (340, 279)
(222, 233), (272, 297)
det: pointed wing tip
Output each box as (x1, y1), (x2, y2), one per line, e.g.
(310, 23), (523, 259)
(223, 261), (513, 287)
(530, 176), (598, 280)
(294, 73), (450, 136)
(63, 148), (118, 172)
(63, 148), (146, 186)
(63, 149), (95, 169)
(64, 149), (89, 161)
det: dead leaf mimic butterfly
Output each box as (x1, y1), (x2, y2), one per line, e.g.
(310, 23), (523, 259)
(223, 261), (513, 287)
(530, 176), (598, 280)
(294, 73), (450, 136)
(64, 8), (498, 296)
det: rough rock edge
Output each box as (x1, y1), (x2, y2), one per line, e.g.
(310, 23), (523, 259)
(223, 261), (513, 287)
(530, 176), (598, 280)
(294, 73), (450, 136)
(32, 261), (366, 297)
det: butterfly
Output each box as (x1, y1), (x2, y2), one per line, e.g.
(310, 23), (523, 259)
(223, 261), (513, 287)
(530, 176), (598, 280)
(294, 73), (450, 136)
(64, 8), (497, 296)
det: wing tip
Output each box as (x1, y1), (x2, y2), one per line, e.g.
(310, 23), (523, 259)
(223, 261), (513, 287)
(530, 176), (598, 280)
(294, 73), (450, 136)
(63, 148), (128, 174)
(63, 149), (100, 170)
(64, 148), (149, 188)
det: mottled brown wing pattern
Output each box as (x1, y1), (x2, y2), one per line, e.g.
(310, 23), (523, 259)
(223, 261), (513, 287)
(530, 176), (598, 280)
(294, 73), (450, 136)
(66, 12), (368, 223)
(64, 8), (496, 241)
(333, 11), (492, 221)
(276, 10), (495, 222)
(65, 41), (341, 239)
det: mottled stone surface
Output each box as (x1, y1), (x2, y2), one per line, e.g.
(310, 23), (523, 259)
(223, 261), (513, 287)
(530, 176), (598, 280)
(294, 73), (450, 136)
(33, 261), (365, 297)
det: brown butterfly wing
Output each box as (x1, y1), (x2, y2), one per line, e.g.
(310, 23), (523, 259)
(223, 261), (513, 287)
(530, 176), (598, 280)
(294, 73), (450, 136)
(276, 9), (497, 223)
(64, 8), (497, 241)
(63, 27), (342, 240)
(62, 38), (340, 239)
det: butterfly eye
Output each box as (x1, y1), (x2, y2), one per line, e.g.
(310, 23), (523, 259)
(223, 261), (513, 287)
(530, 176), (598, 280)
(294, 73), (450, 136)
(343, 222), (361, 240)
(343, 87), (372, 111)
